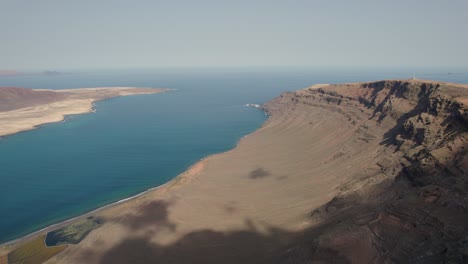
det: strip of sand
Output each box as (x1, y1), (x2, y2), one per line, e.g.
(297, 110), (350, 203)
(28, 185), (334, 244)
(0, 87), (168, 137)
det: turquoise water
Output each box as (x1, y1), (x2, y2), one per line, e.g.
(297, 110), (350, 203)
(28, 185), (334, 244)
(0, 67), (467, 243)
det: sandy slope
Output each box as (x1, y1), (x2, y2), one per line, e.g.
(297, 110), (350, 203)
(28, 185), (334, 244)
(40, 82), (405, 264)
(0, 87), (167, 137)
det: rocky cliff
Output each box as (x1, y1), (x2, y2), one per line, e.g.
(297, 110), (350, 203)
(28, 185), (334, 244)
(265, 80), (468, 263)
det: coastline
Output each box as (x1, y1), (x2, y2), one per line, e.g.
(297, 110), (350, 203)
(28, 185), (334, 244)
(0, 116), (262, 248)
(0, 99), (94, 138)
(0, 98), (271, 247)
(49, 80), (388, 263)
(0, 156), (208, 247)
(0, 87), (169, 138)
(0, 81), (303, 250)
(0, 83), (302, 251)
(5, 79), (466, 263)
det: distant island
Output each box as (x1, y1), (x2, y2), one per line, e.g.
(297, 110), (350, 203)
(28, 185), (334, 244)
(0, 70), (67, 77)
(0, 87), (168, 137)
(42, 70), (62, 76)
(1, 79), (467, 264)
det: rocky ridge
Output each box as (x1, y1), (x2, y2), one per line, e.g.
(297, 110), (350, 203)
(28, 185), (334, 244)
(264, 80), (468, 263)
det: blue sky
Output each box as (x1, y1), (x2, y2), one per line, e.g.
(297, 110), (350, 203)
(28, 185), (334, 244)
(1, 0), (467, 70)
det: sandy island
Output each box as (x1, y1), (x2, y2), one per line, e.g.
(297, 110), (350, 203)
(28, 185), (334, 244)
(0, 87), (168, 137)
(1, 79), (467, 264)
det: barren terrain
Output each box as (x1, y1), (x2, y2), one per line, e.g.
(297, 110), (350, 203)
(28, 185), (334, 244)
(2, 79), (467, 263)
(0, 87), (167, 137)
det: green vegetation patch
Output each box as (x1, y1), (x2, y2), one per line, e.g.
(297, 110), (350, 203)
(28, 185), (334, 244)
(45, 216), (102, 246)
(8, 235), (67, 264)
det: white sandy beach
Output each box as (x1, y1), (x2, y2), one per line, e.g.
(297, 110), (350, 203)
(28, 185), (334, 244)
(0, 87), (167, 137)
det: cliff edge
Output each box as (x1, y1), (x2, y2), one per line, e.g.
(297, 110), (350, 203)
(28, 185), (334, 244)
(264, 79), (468, 263)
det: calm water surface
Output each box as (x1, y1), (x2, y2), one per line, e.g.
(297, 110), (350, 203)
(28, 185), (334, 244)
(0, 67), (467, 243)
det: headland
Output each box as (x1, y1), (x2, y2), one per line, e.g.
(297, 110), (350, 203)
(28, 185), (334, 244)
(0, 87), (168, 137)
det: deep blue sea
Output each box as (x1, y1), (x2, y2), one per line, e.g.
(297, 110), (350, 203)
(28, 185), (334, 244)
(0, 67), (467, 243)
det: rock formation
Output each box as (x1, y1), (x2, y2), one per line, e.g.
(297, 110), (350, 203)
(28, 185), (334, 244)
(265, 80), (468, 263)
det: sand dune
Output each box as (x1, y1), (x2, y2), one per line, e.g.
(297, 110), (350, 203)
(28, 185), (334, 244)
(0, 87), (168, 137)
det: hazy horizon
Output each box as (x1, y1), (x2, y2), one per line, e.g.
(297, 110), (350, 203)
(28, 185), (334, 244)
(4, 65), (468, 74)
(2, 0), (468, 70)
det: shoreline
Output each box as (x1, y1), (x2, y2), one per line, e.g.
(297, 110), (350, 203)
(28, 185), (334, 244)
(0, 87), (169, 138)
(0, 159), (200, 247)
(0, 100), (94, 138)
(0, 107), (271, 248)
(0, 155), (210, 247)
(2, 79), (467, 263)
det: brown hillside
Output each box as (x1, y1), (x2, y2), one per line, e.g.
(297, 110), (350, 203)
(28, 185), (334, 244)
(267, 79), (468, 263)
(0, 87), (66, 112)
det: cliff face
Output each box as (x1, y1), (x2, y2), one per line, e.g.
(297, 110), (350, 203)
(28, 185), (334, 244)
(265, 80), (468, 263)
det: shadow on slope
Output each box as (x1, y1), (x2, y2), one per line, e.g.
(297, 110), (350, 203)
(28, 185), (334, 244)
(78, 199), (352, 264)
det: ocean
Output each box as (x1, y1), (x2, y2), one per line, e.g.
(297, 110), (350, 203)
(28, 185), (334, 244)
(0, 67), (467, 243)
